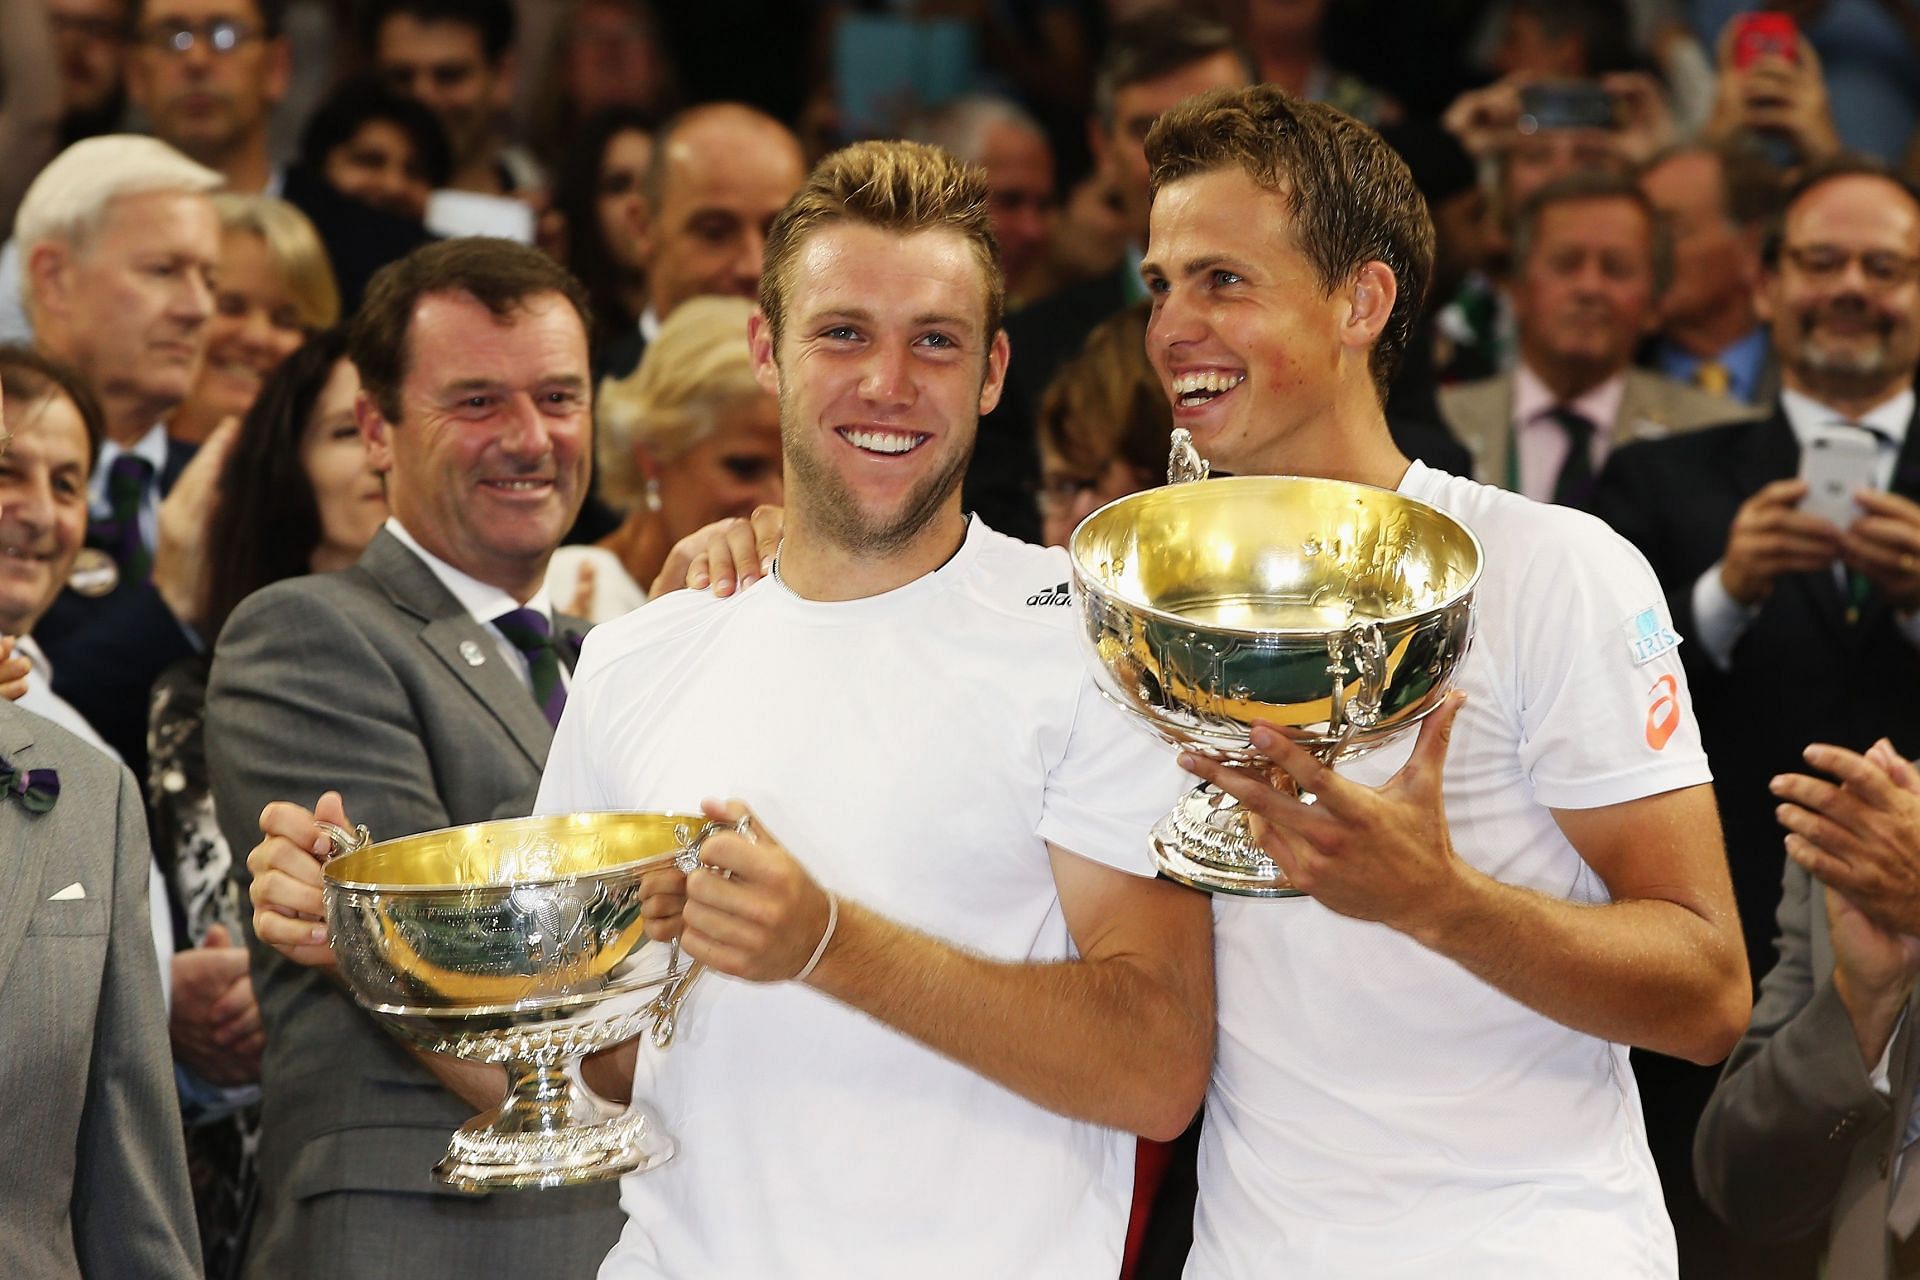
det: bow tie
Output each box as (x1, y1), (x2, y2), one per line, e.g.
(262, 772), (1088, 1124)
(0, 756), (60, 815)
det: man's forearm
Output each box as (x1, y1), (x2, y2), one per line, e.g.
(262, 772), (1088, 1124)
(806, 896), (1213, 1141)
(1411, 872), (1749, 1064)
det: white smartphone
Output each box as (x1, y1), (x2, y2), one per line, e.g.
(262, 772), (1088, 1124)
(1799, 428), (1881, 527)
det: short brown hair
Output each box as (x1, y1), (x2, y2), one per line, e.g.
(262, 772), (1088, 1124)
(1512, 170), (1673, 296)
(0, 345), (107, 471)
(1762, 153), (1920, 268)
(1093, 9), (1253, 130)
(1146, 85), (1435, 399)
(759, 140), (1003, 351)
(349, 237), (593, 422)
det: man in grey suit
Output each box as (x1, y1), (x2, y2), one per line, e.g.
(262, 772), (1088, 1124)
(204, 238), (619, 1278)
(1696, 738), (1920, 1279)
(1439, 170), (1756, 506)
(0, 694), (201, 1280)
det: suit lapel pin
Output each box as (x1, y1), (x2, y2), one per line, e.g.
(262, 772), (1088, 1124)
(459, 639), (486, 667)
(67, 547), (119, 598)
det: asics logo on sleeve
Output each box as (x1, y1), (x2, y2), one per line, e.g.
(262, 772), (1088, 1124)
(1027, 581), (1072, 607)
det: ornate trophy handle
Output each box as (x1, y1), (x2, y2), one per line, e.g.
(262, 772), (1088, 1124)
(313, 820), (372, 862)
(651, 812), (756, 1048)
(1324, 622), (1389, 756)
(1167, 428), (1211, 484)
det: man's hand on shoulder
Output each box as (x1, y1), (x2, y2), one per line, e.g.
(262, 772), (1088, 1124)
(649, 506), (785, 599)
(247, 790), (352, 969)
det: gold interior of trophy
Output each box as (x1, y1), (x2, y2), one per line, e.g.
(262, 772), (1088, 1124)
(1073, 475), (1481, 630)
(324, 812), (705, 890)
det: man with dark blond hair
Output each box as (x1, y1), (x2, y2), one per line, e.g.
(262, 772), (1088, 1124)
(1143, 85), (1748, 1277)
(538, 137), (1212, 1280)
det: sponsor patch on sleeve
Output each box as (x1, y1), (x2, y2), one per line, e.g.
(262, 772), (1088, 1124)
(1624, 606), (1682, 666)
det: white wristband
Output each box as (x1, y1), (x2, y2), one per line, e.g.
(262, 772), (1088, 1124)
(792, 891), (838, 983)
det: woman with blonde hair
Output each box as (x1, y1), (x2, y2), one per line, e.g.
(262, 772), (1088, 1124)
(166, 194), (340, 445)
(549, 294), (783, 619)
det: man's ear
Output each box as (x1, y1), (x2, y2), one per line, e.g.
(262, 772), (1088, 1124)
(265, 36), (293, 105)
(491, 51), (518, 111)
(1344, 260), (1398, 353)
(356, 390), (395, 475)
(1752, 264), (1777, 327)
(978, 327), (1011, 417)
(24, 241), (74, 329)
(747, 309), (781, 398)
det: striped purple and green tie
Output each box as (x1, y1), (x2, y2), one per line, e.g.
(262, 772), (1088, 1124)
(87, 453), (155, 581)
(493, 608), (567, 727)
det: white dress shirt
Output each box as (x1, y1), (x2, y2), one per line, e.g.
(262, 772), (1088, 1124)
(1510, 363), (1628, 502)
(382, 517), (569, 694)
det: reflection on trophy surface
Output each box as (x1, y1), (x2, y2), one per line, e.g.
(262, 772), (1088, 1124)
(321, 811), (732, 1190)
(1069, 430), (1483, 898)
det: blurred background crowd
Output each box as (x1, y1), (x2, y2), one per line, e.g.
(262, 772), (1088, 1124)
(4, 1), (1920, 1277)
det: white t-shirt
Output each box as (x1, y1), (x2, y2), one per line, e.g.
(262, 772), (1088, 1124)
(1189, 463), (1711, 1280)
(536, 518), (1190, 1280)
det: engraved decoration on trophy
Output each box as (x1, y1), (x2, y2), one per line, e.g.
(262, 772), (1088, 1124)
(320, 811), (744, 1189)
(1068, 429), (1483, 897)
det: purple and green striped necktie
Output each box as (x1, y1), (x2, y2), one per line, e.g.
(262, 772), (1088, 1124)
(493, 607), (567, 726)
(87, 453), (156, 581)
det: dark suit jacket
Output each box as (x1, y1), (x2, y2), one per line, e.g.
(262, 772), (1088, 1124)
(1696, 859), (1920, 1279)
(0, 700), (200, 1280)
(1593, 407), (1920, 983)
(36, 435), (197, 784)
(205, 530), (618, 1279)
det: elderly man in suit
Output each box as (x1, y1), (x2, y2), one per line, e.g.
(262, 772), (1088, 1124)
(0, 356), (200, 1280)
(1696, 737), (1920, 1279)
(204, 238), (619, 1278)
(19, 134), (235, 778)
(1440, 170), (1753, 506)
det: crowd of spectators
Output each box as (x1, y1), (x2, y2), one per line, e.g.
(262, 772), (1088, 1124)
(4, 2), (1920, 1278)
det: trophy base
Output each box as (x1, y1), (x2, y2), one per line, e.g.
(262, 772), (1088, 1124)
(435, 1065), (675, 1192)
(1150, 783), (1305, 899)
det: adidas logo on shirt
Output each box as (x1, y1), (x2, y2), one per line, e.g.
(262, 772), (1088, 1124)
(1027, 581), (1072, 607)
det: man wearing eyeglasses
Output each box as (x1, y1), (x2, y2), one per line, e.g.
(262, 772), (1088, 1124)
(126, 0), (289, 196)
(1595, 155), (1920, 1272)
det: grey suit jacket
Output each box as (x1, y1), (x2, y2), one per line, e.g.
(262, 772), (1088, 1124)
(1438, 366), (1762, 494)
(1695, 859), (1920, 1279)
(204, 530), (619, 1280)
(0, 700), (200, 1280)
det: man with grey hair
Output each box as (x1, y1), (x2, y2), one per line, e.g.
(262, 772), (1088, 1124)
(913, 94), (1055, 307)
(1441, 171), (1750, 507)
(18, 133), (232, 778)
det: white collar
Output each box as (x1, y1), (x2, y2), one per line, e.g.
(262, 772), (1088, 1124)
(99, 420), (170, 471)
(1780, 385), (1914, 447)
(382, 517), (556, 628)
(639, 306), (661, 345)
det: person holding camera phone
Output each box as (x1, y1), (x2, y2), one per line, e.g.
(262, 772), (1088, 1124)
(1594, 156), (1920, 1271)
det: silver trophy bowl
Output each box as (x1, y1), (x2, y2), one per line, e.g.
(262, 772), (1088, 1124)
(321, 811), (732, 1190)
(1068, 434), (1483, 897)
